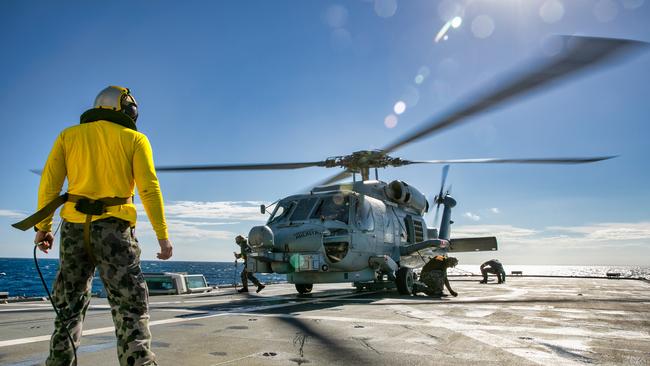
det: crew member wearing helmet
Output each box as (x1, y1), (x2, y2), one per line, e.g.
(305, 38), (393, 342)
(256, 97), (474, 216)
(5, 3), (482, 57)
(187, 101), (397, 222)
(234, 235), (265, 293)
(23, 86), (172, 365)
(413, 255), (459, 297)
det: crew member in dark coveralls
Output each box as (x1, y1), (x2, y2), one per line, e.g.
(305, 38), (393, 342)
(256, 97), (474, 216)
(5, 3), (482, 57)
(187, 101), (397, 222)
(480, 259), (506, 284)
(413, 255), (459, 297)
(234, 235), (265, 293)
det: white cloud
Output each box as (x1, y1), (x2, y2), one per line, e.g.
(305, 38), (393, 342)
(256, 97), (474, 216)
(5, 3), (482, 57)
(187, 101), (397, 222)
(0, 209), (25, 218)
(135, 218), (237, 241)
(137, 200), (267, 221)
(133, 200), (267, 242)
(452, 222), (650, 250)
(547, 222), (650, 242)
(453, 224), (538, 241)
(463, 212), (481, 221)
(167, 219), (241, 226)
(166, 221), (236, 240)
(490, 208), (500, 214)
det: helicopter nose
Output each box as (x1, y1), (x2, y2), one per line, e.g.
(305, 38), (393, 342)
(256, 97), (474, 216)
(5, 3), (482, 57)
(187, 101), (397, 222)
(248, 225), (274, 249)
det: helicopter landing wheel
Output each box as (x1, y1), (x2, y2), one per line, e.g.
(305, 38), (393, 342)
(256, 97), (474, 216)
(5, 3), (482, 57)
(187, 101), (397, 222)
(396, 267), (414, 295)
(295, 283), (313, 294)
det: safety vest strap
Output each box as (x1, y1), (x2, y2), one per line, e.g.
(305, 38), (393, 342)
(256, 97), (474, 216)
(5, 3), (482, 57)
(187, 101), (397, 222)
(11, 193), (133, 231)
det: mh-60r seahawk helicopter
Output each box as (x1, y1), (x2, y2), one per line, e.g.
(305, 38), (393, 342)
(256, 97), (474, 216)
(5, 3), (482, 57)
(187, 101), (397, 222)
(157, 36), (646, 294)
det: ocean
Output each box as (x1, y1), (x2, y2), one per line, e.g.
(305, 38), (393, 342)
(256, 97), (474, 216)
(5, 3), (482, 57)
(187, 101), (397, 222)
(0, 257), (648, 298)
(0, 258), (287, 298)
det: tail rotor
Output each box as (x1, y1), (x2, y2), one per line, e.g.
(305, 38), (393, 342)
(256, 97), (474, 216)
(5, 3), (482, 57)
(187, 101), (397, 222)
(433, 165), (450, 226)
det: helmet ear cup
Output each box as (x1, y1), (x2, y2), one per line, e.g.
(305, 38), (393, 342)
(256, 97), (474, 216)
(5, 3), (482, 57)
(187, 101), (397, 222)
(120, 94), (138, 122)
(122, 102), (138, 122)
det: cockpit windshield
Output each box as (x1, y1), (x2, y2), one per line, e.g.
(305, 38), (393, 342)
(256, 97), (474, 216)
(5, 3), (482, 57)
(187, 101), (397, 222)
(310, 193), (349, 224)
(268, 200), (294, 224)
(289, 197), (319, 221)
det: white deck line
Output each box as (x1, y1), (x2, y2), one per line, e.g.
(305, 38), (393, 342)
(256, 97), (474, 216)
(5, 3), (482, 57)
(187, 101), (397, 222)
(0, 290), (376, 348)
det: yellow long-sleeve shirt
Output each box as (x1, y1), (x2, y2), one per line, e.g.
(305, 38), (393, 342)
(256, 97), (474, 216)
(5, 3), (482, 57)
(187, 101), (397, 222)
(35, 120), (168, 239)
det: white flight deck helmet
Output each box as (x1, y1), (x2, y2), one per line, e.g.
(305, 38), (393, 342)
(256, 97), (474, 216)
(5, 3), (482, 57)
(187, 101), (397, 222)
(93, 86), (138, 122)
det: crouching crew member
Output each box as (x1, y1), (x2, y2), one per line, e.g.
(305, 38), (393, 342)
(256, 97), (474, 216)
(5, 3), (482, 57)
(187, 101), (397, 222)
(480, 259), (506, 284)
(414, 255), (459, 297)
(13, 86), (173, 366)
(234, 235), (265, 293)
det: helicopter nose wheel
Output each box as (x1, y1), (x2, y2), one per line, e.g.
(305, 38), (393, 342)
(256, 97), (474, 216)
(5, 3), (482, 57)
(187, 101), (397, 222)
(295, 283), (313, 294)
(396, 267), (415, 295)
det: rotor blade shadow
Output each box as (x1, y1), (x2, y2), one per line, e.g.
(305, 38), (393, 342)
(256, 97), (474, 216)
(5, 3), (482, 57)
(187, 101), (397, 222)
(271, 315), (377, 364)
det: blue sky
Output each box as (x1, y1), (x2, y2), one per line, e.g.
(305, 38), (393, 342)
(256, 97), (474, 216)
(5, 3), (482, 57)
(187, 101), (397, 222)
(1, 0), (649, 265)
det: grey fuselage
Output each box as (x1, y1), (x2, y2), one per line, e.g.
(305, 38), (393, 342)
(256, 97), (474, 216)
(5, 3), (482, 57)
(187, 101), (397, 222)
(246, 180), (447, 284)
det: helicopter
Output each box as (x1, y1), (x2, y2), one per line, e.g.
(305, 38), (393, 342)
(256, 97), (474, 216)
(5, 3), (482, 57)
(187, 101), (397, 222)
(156, 36), (646, 294)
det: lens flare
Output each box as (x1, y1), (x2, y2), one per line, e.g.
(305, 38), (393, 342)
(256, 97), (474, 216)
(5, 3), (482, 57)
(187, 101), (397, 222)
(471, 15), (495, 39)
(438, 0), (463, 21)
(393, 101), (406, 115)
(331, 28), (352, 49)
(323, 5), (348, 28)
(384, 114), (398, 128)
(622, 0), (644, 9)
(401, 86), (420, 108)
(375, 0), (397, 18)
(594, 0), (619, 22)
(539, 0), (564, 23)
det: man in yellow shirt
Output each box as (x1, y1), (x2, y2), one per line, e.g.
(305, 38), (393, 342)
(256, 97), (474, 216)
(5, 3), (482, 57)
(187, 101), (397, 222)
(27, 86), (172, 366)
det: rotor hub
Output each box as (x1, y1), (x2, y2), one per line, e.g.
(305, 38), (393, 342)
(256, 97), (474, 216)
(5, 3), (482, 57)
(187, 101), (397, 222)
(324, 150), (407, 172)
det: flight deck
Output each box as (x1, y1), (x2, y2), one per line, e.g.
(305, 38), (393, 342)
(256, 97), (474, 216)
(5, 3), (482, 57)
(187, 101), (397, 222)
(1, 276), (649, 365)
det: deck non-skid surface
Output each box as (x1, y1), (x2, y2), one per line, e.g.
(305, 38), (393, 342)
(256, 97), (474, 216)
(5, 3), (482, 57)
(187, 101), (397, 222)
(1, 277), (649, 365)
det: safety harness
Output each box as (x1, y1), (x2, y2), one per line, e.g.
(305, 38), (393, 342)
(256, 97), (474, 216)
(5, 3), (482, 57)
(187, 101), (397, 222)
(13, 193), (133, 262)
(13, 111), (138, 262)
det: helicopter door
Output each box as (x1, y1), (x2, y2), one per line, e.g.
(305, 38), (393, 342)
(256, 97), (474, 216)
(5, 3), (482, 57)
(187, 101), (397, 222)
(368, 199), (385, 252)
(384, 209), (395, 244)
(353, 196), (375, 254)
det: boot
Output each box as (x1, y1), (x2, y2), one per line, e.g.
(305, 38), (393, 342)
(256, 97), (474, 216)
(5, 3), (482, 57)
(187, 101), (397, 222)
(256, 284), (266, 293)
(238, 287), (249, 293)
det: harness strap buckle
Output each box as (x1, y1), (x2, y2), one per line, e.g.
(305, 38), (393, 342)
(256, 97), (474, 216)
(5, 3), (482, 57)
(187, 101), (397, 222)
(74, 198), (106, 216)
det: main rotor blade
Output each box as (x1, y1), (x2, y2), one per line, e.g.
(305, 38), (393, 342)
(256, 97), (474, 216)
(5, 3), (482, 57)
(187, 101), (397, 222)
(314, 170), (353, 187)
(155, 161), (326, 172)
(381, 36), (647, 154)
(404, 156), (617, 165)
(301, 169), (353, 194)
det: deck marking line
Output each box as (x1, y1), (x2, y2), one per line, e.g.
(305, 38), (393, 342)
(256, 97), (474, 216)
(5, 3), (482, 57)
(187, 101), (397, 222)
(0, 290), (376, 348)
(210, 352), (257, 366)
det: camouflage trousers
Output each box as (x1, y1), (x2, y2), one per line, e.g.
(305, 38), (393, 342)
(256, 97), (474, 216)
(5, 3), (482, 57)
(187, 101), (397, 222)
(240, 266), (262, 289)
(46, 218), (156, 366)
(418, 270), (445, 297)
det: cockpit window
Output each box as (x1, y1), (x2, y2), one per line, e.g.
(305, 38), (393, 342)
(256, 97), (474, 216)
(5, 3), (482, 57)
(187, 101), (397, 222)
(355, 196), (374, 232)
(289, 197), (319, 221)
(268, 200), (294, 224)
(310, 194), (349, 224)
